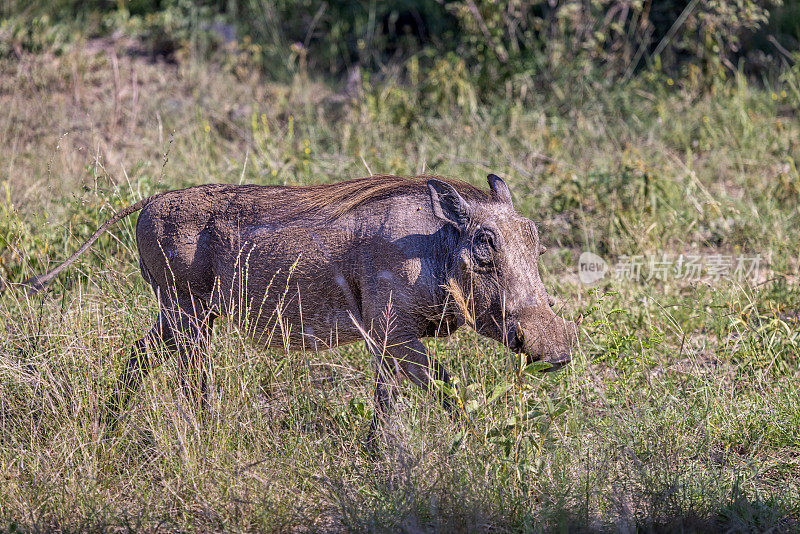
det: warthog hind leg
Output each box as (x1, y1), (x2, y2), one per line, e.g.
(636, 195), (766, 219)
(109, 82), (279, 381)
(103, 290), (215, 428)
(175, 305), (216, 412)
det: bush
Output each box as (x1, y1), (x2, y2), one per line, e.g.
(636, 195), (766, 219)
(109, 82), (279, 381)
(0, 1), (786, 96)
(443, 0), (776, 87)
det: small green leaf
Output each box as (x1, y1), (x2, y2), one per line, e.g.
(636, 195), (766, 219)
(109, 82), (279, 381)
(522, 362), (553, 375)
(549, 403), (569, 419)
(523, 409), (545, 420)
(487, 382), (513, 405)
(450, 431), (465, 453)
(349, 399), (367, 418)
(434, 379), (457, 398)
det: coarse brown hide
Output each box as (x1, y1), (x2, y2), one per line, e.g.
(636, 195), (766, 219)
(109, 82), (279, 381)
(20, 174), (579, 439)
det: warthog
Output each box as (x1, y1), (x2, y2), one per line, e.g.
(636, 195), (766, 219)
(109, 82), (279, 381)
(22, 174), (579, 436)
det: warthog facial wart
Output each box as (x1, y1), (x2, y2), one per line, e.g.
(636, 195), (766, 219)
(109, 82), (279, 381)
(16, 174), (580, 444)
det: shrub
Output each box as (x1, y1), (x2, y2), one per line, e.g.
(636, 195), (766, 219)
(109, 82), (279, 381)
(0, 0), (783, 92)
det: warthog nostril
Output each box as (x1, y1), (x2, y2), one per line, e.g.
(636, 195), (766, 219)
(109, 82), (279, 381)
(548, 296), (556, 308)
(508, 325), (525, 353)
(554, 353), (572, 365)
(540, 353), (572, 372)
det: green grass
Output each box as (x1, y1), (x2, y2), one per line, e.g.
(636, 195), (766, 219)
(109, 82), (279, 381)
(0, 38), (799, 532)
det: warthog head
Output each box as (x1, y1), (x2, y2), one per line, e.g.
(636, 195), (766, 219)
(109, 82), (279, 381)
(429, 174), (579, 369)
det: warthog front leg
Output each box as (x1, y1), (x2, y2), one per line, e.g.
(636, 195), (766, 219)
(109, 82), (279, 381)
(392, 338), (454, 412)
(366, 355), (398, 450)
(366, 337), (454, 448)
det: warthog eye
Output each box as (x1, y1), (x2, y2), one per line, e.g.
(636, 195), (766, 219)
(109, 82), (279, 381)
(472, 228), (496, 265)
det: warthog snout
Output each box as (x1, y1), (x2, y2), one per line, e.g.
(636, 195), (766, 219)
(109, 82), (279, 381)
(509, 310), (580, 371)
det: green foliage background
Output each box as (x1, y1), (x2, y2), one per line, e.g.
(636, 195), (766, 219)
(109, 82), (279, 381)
(2, 0), (797, 88)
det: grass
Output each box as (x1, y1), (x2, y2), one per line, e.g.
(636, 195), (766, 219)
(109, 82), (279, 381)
(1, 35), (799, 532)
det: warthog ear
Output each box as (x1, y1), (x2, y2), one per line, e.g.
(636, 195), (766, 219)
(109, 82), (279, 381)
(487, 174), (513, 205)
(427, 179), (471, 229)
